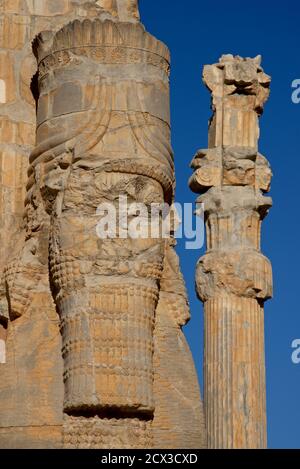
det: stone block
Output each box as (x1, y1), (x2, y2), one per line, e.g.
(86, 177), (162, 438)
(2, 0), (28, 14)
(0, 117), (35, 146)
(0, 15), (29, 49)
(0, 52), (16, 103)
(25, 0), (70, 16)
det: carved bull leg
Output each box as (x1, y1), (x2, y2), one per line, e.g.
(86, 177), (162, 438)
(153, 241), (207, 449)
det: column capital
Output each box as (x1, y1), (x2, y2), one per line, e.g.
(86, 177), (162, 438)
(196, 186), (272, 219)
(196, 250), (273, 302)
(203, 54), (271, 116)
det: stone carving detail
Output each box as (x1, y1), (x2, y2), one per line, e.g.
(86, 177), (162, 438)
(37, 19), (170, 79)
(64, 415), (152, 449)
(190, 55), (273, 449)
(0, 10), (205, 448)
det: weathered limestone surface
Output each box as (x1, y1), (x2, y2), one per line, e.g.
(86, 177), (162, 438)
(153, 240), (206, 449)
(190, 55), (273, 448)
(0, 1), (205, 449)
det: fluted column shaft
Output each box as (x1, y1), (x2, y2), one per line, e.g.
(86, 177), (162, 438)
(204, 295), (266, 448)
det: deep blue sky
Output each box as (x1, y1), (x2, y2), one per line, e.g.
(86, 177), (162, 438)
(140, 0), (300, 449)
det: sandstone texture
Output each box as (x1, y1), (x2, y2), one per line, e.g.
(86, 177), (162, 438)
(190, 55), (272, 448)
(0, 0), (205, 449)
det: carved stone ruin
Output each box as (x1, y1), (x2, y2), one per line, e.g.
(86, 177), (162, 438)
(0, 1), (273, 451)
(0, 0), (205, 449)
(189, 54), (273, 448)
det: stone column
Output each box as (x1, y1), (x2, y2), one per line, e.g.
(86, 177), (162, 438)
(189, 55), (273, 448)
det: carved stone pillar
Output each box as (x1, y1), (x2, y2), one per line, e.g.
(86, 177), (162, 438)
(30, 16), (171, 448)
(26, 7), (205, 448)
(189, 55), (273, 448)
